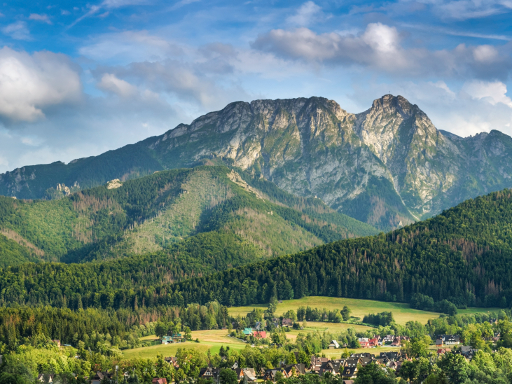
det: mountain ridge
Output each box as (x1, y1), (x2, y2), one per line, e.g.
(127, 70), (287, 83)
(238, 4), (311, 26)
(3, 94), (512, 231)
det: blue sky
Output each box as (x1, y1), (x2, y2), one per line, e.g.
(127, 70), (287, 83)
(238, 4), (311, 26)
(0, 0), (512, 172)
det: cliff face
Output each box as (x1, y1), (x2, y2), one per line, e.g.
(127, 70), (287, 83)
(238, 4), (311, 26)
(3, 95), (512, 231)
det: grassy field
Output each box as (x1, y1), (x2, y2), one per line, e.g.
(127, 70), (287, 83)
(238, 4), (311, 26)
(285, 322), (372, 341)
(229, 297), (499, 326)
(122, 330), (248, 360)
(228, 297), (441, 325)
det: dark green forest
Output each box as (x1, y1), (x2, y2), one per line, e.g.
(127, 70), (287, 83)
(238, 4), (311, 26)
(1, 188), (512, 310)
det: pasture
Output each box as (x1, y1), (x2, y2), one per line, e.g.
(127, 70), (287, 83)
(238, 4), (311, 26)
(122, 330), (248, 360)
(228, 297), (441, 325)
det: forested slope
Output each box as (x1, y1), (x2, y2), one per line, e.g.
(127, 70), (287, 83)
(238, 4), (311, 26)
(1, 188), (512, 309)
(0, 165), (377, 268)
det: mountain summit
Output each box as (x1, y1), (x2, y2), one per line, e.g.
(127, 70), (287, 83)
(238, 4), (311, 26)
(3, 95), (512, 231)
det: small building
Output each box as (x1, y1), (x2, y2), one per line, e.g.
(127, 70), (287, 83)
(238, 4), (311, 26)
(263, 369), (280, 382)
(253, 331), (267, 338)
(329, 340), (340, 349)
(199, 366), (219, 381)
(342, 366), (357, 379)
(91, 372), (113, 384)
(243, 328), (253, 336)
(161, 336), (173, 344)
(37, 374), (55, 383)
(152, 379), (168, 384)
(52, 340), (61, 347)
(165, 356), (179, 368)
(282, 318), (294, 327)
(243, 368), (257, 382)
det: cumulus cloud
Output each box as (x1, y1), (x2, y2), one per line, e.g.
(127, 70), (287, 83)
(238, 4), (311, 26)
(2, 21), (31, 40)
(0, 48), (82, 123)
(462, 80), (512, 108)
(29, 13), (52, 24)
(252, 23), (512, 80)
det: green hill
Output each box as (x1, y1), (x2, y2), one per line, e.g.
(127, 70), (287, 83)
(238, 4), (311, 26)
(0, 165), (377, 268)
(2, 188), (512, 310)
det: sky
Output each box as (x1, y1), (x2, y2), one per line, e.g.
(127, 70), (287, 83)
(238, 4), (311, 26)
(0, 0), (512, 172)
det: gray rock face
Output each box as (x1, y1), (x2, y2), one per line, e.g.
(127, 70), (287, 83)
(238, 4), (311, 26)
(3, 95), (512, 231)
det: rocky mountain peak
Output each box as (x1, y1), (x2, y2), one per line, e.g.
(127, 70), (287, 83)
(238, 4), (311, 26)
(370, 94), (417, 119)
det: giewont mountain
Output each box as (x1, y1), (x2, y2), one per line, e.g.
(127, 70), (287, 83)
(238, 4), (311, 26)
(3, 95), (512, 231)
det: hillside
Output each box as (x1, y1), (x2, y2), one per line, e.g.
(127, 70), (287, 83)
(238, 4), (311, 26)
(3, 95), (512, 231)
(0, 165), (377, 267)
(2, 187), (512, 310)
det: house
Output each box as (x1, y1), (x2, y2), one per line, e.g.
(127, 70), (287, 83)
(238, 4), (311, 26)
(255, 321), (263, 330)
(37, 374), (55, 383)
(253, 331), (267, 338)
(329, 340), (340, 349)
(282, 318), (294, 327)
(379, 352), (399, 360)
(162, 336), (173, 344)
(319, 361), (342, 376)
(243, 368), (258, 382)
(460, 346), (477, 359)
(91, 372), (113, 384)
(172, 333), (183, 342)
(233, 368), (244, 380)
(368, 338), (379, 347)
(199, 367), (219, 380)
(283, 364), (305, 376)
(437, 335), (460, 345)
(351, 353), (373, 359)
(436, 338), (444, 347)
(345, 358), (361, 369)
(360, 357), (373, 366)
(165, 356), (179, 368)
(437, 348), (451, 355)
(263, 369), (280, 382)
(243, 328), (253, 336)
(343, 381), (355, 384)
(391, 338), (401, 347)
(382, 335), (394, 344)
(152, 379), (168, 384)
(311, 356), (329, 373)
(342, 366), (357, 379)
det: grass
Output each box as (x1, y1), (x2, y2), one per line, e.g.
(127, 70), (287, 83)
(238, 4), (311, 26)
(285, 322), (372, 341)
(122, 330), (248, 360)
(228, 297), (496, 326)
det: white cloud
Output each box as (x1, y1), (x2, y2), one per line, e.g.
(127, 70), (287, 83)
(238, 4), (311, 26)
(252, 23), (512, 80)
(0, 48), (82, 122)
(2, 21), (31, 40)
(462, 80), (512, 108)
(286, 1), (323, 27)
(97, 73), (137, 97)
(29, 13), (52, 24)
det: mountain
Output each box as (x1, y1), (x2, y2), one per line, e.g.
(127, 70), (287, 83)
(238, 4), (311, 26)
(0, 165), (377, 267)
(3, 95), (512, 231)
(2, 187), (512, 310)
